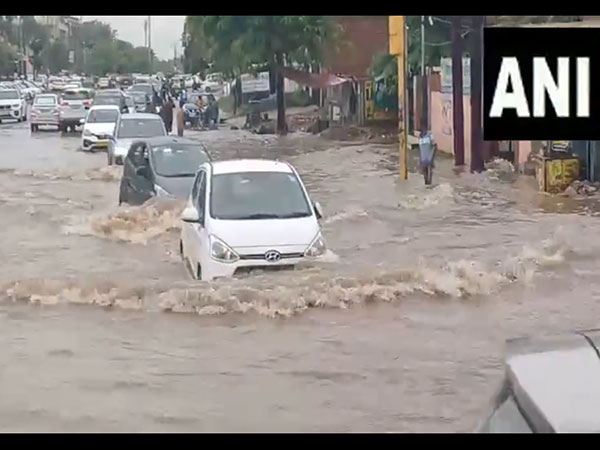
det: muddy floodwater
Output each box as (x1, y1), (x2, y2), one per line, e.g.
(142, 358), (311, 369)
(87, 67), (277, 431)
(2, 119), (600, 432)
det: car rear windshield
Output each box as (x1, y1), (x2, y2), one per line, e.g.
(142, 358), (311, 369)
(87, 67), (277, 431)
(150, 145), (210, 177)
(131, 92), (147, 103)
(129, 85), (152, 95)
(62, 90), (90, 100)
(0, 90), (19, 100)
(210, 171), (312, 220)
(34, 96), (57, 106)
(117, 118), (165, 139)
(95, 95), (121, 106)
(87, 109), (119, 123)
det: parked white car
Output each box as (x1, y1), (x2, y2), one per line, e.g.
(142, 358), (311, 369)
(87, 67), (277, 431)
(180, 159), (326, 281)
(80, 105), (120, 152)
(0, 89), (27, 123)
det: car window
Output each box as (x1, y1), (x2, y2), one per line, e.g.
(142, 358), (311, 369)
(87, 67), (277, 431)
(150, 145), (210, 177)
(117, 119), (165, 139)
(128, 143), (147, 167)
(197, 171), (206, 214)
(191, 172), (201, 202)
(62, 90), (90, 100)
(480, 395), (532, 433)
(34, 96), (57, 106)
(87, 109), (119, 123)
(125, 97), (135, 107)
(0, 90), (19, 100)
(95, 95), (122, 106)
(209, 171), (312, 220)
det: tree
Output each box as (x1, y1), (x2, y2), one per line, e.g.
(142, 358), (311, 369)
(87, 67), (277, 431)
(188, 16), (340, 134)
(43, 39), (69, 73)
(21, 16), (50, 74)
(0, 41), (17, 76)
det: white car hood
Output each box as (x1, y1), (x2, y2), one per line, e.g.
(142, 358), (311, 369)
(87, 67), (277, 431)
(211, 217), (319, 249)
(84, 122), (116, 136)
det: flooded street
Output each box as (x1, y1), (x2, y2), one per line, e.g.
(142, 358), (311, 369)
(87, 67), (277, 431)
(2, 119), (600, 432)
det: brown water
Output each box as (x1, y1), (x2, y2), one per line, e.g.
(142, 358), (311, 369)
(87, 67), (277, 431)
(2, 120), (600, 431)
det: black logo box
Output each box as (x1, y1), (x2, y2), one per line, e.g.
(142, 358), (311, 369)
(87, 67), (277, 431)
(484, 27), (600, 141)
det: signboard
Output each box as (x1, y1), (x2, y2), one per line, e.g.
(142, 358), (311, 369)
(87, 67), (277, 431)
(440, 57), (470, 95)
(241, 72), (270, 94)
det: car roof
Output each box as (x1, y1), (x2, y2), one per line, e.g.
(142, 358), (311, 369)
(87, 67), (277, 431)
(120, 113), (160, 120)
(210, 159), (293, 175)
(506, 329), (600, 432)
(89, 104), (120, 111)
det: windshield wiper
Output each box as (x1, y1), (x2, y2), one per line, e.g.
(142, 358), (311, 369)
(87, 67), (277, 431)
(224, 213), (281, 220)
(277, 212), (311, 218)
(162, 172), (196, 178)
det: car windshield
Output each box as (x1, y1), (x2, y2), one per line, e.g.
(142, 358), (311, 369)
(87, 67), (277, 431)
(87, 109), (119, 123)
(34, 96), (57, 106)
(150, 145), (210, 177)
(117, 118), (165, 139)
(0, 90), (19, 100)
(62, 91), (90, 100)
(210, 171), (312, 220)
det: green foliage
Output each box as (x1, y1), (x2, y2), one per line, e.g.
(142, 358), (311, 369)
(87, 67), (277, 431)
(0, 41), (18, 76)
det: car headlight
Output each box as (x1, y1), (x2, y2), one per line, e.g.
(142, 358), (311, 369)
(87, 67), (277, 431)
(12, 104), (20, 109)
(154, 184), (172, 197)
(210, 235), (239, 263)
(304, 232), (327, 257)
(83, 129), (92, 136)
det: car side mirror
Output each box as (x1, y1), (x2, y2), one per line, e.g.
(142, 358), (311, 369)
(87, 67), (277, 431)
(136, 166), (150, 178)
(181, 207), (200, 223)
(79, 118), (85, 125)
(313, 201), (323, 220)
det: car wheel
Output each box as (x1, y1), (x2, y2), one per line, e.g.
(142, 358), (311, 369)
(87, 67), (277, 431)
(30, 124), (36, 132)
(22, 113), (27, 122)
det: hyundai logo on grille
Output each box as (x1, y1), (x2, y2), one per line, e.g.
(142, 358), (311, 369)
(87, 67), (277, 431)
(264, 250), (281, 262)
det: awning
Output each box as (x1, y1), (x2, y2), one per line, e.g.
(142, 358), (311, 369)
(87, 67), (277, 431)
(280, 67), (350, 89)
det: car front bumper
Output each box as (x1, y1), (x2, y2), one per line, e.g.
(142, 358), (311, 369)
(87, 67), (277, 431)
(0, 108), (23, 119)
(202, 255), (305, 280)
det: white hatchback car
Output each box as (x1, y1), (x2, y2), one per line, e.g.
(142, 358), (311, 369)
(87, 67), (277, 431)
(180, 159), (326, 281)
(81, 105), (121, 152)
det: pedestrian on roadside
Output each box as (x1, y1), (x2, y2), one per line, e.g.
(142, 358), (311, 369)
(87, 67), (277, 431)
(176, 107), (185, 137)
(161, 97), (174, 134)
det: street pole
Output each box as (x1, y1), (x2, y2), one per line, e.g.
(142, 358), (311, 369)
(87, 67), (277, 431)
(470, 16), (484, 173)
(398, 17), (408, 180)
(19, 16), (25, 77)
(147, 16), (152, 74)
(389, 16), (408, 180)
(420, 15), (428, 132)
(451, 16), (465, 166)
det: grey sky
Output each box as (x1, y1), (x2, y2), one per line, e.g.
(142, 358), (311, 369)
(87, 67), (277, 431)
(82, 16), (185, 60)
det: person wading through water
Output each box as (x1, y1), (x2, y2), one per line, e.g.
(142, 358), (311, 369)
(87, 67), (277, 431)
(418, 130), (437, 185)
(161, 97), (174, 134)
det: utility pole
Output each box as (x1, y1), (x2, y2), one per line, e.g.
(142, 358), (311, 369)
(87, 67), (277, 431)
(420, 15), (428, 132)
(147, 16), (152, 74)
(470, 15), (484, 173)
(19, 16), (25, 77)
(451, 16), (465, 167)
(144, 19), (148, 49)
(389, 16), (408, 180)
